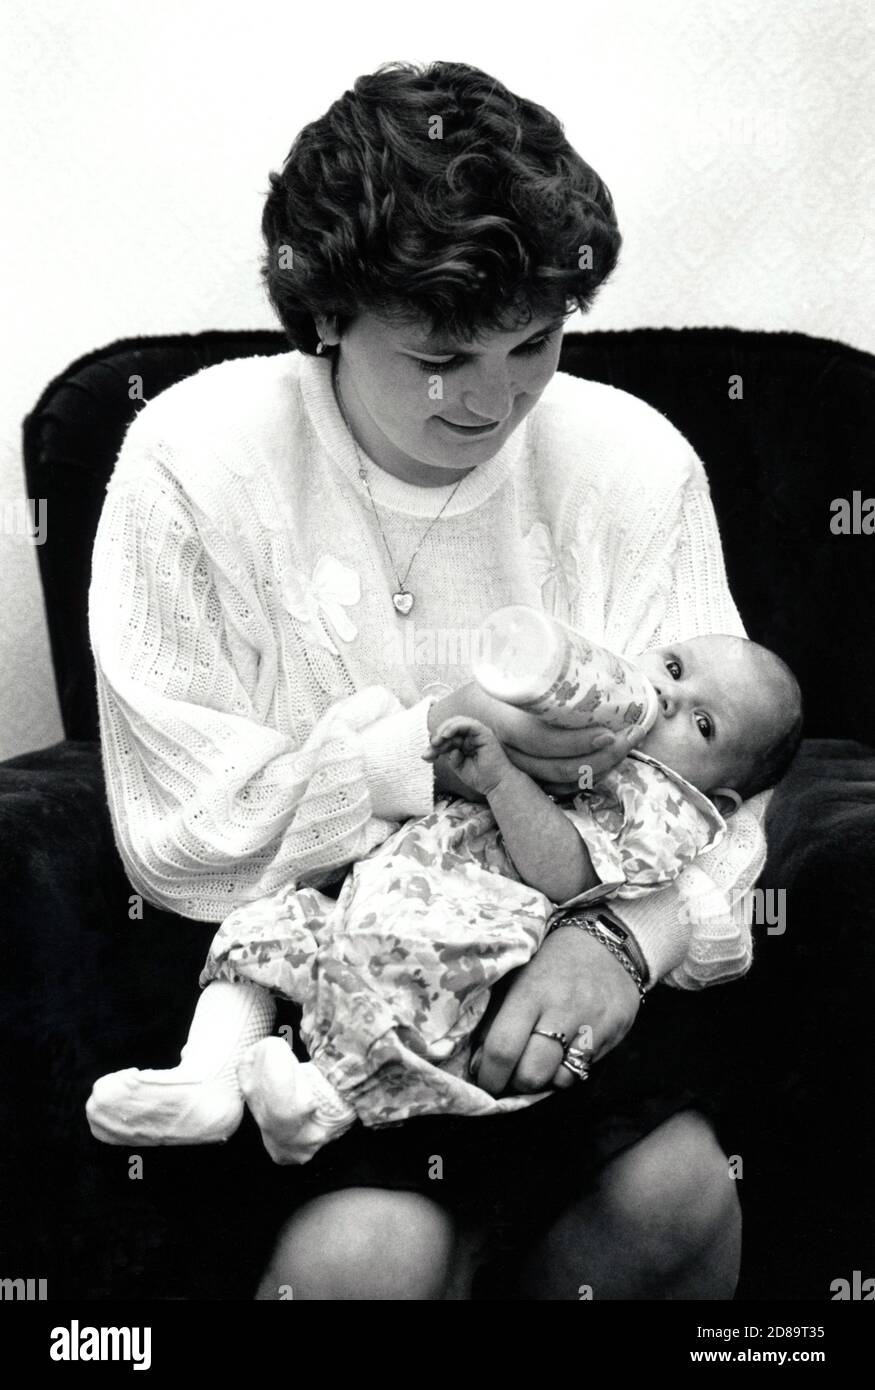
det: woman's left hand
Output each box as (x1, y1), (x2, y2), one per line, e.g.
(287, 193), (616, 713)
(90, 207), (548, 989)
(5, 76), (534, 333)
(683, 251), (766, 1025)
(475, 925), (641, 1095)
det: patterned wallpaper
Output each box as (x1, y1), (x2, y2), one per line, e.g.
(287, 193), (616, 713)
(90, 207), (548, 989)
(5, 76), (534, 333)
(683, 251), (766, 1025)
(2, 0), (873, 760)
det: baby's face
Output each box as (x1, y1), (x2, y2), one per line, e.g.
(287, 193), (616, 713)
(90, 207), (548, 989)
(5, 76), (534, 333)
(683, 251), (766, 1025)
(634, 635), (775, 794)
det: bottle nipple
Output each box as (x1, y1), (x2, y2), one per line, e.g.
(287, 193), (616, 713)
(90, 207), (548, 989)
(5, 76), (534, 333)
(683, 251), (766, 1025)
(637, 676), (660, 735)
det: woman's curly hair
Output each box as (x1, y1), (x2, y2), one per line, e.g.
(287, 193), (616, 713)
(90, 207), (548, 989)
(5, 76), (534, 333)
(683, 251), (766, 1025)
(261, 60), (622, 354)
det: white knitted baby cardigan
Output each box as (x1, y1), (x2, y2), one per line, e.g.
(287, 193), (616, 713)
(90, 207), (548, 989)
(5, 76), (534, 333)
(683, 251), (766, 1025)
(88, 350), (768, 990)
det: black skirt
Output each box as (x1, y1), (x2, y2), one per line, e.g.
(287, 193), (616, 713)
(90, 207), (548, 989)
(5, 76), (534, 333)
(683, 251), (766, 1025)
(271, 985), (730, 1260)
(126, 986), (738, 1299)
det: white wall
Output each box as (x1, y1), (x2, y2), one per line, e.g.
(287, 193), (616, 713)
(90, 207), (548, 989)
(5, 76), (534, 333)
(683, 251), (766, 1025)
(2, 0), (873, 760)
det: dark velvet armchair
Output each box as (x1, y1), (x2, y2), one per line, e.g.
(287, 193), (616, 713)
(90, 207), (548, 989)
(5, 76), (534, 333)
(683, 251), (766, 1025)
(3, 327), (873, 1299)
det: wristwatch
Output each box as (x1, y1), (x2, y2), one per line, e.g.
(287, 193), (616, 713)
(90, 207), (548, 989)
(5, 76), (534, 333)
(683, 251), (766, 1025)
(549, 904), (650, 992)
(586, 909), (650, 986)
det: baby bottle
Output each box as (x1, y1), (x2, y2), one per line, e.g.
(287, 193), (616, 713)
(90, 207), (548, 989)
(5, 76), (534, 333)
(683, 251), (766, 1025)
(473, 605), (659, 735)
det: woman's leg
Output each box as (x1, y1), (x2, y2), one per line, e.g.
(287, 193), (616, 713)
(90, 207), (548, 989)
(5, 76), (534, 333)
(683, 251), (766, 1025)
(514, 1110), (742, 1300)
(254, 1188), (459, 1300)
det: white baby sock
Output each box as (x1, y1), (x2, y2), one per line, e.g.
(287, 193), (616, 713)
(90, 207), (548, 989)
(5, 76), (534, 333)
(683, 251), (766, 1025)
(237, 1036), (355, 1165)
(86, 981), (276, 1146)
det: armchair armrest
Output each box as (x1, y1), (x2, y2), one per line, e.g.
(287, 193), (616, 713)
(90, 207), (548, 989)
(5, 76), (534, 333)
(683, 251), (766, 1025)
(0, 738), (216, 1074)
(3, 742), (126, 1030)
(0, 740), (271, 1300)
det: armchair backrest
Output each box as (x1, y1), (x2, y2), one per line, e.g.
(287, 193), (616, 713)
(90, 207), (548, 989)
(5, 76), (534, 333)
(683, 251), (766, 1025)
(23, 327), (875, 745)
(23, 330), (286, 742)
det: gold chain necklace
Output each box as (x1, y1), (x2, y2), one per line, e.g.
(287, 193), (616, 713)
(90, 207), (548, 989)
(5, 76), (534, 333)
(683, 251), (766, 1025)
(333, 361), (464, 616)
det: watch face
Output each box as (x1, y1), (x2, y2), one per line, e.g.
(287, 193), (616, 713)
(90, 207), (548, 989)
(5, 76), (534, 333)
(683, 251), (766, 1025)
(596, 914), (626, 943)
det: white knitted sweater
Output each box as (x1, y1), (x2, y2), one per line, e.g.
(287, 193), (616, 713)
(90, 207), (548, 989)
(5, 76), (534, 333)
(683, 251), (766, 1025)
(88, 350), (768, 990)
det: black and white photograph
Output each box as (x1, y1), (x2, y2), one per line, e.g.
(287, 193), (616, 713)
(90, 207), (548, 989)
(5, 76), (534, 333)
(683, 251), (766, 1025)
(1, 0), (873, 1358)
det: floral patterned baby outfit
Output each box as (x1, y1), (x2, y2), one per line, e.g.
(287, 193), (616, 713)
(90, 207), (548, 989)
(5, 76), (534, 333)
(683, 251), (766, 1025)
(200, 751), (726, 1139)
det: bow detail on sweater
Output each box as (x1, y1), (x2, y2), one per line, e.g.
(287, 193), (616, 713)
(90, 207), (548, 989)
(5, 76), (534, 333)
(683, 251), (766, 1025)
(281, 555), (361, 654)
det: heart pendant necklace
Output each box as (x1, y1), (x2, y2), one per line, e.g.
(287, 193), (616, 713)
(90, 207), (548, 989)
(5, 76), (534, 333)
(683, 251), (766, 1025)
(392, 590), (415, 616)
(333, 362), (464, 617)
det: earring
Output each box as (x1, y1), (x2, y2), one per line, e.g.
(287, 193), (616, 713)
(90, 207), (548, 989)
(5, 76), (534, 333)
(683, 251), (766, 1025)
(316, 339), (325, 355)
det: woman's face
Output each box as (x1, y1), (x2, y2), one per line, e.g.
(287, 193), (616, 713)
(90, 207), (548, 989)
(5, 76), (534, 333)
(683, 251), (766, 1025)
(324, 308), (566, 485)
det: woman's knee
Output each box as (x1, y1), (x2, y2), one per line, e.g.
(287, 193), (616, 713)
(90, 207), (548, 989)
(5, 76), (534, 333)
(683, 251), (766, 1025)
(597, 1110), (740, 1271)
(255, 1187), (456, 1300)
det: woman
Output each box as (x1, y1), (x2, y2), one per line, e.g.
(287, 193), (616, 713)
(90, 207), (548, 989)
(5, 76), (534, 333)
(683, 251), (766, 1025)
(89, 60), (767, 1298)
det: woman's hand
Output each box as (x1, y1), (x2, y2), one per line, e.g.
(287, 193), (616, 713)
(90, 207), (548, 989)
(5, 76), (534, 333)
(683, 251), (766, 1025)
(427, 682), (642, 797)
(474, 925), (641, 1096)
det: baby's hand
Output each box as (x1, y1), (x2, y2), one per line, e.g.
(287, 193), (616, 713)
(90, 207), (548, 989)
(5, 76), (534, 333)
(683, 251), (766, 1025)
(423, 716), (514, 796)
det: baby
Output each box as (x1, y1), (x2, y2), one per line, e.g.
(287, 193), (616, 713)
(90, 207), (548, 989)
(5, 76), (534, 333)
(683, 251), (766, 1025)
(87, 632), (803, 1162)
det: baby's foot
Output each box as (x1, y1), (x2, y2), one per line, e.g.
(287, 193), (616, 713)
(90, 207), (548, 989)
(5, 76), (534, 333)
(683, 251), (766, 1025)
(238, 1037), (354, 1165)
(86, 981), (275, 1147)
(86, 1066), (244, 1147)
